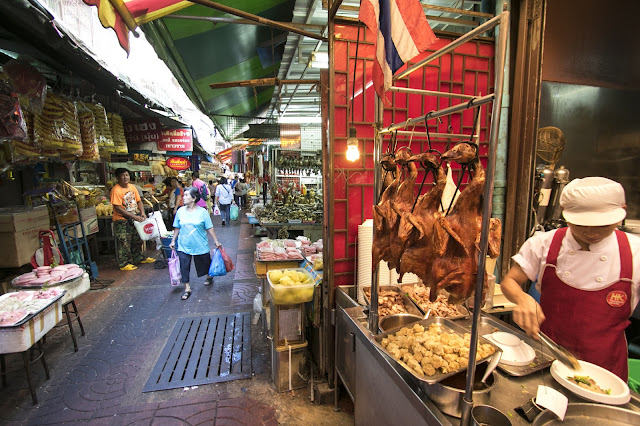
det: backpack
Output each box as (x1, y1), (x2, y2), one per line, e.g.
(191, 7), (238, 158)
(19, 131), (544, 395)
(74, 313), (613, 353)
(196, 181), (209, 201)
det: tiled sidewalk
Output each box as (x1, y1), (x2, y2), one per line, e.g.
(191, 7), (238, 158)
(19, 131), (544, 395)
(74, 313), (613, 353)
(0, 215), (352, 425)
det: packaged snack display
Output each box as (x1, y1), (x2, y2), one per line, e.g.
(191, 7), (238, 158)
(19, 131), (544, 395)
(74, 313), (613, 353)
(77, 103), (100, 162)
(107, 112), (128, 154)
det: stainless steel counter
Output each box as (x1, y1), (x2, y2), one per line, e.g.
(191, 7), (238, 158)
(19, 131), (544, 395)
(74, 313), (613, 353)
(335, 287), (640, 425)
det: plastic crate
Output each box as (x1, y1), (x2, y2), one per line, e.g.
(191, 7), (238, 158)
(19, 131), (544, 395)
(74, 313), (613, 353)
(629, 359), (640, 393)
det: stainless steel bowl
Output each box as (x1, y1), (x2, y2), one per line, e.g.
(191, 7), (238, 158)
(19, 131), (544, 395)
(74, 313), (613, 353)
(471, 405), (511, 426)
(379, 313), (423, 332)
(421, 362), (498, 418)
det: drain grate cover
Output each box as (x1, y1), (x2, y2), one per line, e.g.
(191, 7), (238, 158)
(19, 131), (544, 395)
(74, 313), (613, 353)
(143, 312), (251, 392)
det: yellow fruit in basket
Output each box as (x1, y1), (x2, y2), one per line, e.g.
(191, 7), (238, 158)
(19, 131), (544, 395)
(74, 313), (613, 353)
(269, 270), (284, 284)
(285, 270), (300, 282)
(279, 276), (294, 286)
(297, 272), (307, 282)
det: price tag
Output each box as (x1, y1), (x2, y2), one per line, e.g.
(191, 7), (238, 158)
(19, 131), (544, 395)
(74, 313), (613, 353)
(536, 385), (568, 420)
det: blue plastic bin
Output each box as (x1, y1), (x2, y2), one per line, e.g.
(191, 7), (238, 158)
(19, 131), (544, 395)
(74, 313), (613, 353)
(161, 236), (176, 259)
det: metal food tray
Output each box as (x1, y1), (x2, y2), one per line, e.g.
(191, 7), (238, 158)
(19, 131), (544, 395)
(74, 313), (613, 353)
(469, 314), (555, 376)
(361, 285), (423, 317)
(371, 316), (501, 385)
(0, 290), (66, 328)
(532, 403), (640, 425)
(256, 251), (304, 262)
(399, 283), (470, 320)
(11, 270), (84, 288)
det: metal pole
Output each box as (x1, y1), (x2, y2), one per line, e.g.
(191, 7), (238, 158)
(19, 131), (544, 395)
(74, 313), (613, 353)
(390, 131), (473, 139)
(394, 14), (502, 81)
(165, 14), (326, 31)
(379, 94), (494, 134)
(460, 10), (510, 426)
(187, 0), (327, 42)
(388, 86), (475, 100)
(368, 96), (383, 334)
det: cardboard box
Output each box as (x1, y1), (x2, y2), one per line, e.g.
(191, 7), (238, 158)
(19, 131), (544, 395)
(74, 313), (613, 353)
(74, 207), (98, 235)
(0, 206), (50, 233)
(0, 226), (47, 268)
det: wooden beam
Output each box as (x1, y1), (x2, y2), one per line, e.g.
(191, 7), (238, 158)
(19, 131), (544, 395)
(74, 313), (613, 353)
(209, 78), (319, 90)
(187, 0), (327, 42)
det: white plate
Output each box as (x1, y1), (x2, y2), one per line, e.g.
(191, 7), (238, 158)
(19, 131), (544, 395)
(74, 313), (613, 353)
(550, 360), (630, 405)
(483, 332), (536, 366)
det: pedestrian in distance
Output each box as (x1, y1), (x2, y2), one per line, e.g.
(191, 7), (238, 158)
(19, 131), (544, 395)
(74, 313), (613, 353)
(234, 178), (248, 209)
(170, 187), (221, 300)
(110, 168), (156, 271)
(215, 176), (234, 226)
(191, 171), (209, 209)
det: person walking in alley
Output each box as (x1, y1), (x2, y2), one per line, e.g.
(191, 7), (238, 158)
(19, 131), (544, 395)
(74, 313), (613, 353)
(215, 176), (233, 226)
(234, 178), (248, 209)
(168, 177), (183, 226)
(191, 171), (209, 209)
(170, 187), (221, 300)
(111, 168), (156, 271)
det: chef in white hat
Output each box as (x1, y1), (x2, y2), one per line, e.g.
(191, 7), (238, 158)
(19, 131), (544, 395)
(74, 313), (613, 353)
(501, 177), (640, 380)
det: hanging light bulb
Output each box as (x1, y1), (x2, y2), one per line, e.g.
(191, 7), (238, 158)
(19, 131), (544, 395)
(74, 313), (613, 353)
(346, 126), (360, 162)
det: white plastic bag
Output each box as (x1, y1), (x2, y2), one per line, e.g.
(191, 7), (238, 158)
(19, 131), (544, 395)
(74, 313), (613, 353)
(213, 205), (221, 216)
(150, 210), (168, 236)
(134, 218), (160, 241)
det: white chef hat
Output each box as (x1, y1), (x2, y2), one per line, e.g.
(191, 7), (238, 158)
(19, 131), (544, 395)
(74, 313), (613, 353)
(560, 177), (626, 226)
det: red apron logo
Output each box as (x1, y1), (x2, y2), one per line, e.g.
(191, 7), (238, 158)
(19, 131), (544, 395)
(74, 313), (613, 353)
(606, 290), (627, 307)
(143, 223), (155, 235)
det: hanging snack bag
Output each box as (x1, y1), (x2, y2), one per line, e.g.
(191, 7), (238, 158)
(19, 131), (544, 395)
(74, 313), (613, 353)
(77, 102), (100, 162)
(107, 112), (128, 154)
(87, 102), (114, 156)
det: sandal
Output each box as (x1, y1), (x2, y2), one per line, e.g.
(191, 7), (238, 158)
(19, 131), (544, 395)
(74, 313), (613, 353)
(120, 264), (137, 271)
(181, 291), (191, 300)
(140, 257), (156, 264)
(204, 277), (213, 286)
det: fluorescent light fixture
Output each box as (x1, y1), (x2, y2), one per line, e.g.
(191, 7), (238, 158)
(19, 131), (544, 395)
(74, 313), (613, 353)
(309, 51), (329, 69)
(279, 116), (323, 124)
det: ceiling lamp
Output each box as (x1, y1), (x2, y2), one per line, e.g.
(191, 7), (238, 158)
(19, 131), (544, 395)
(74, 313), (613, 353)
(309, 51), (328, 69)
(346, 126), (360, 162)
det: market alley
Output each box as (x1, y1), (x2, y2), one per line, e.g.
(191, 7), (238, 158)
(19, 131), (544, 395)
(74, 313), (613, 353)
(0, 216), (352, 425)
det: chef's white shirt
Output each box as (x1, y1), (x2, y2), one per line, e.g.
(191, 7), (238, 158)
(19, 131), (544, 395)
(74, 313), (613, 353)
(512, 228), (640, 311)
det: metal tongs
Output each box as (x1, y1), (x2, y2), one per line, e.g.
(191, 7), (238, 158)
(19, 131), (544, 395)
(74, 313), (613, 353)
(538, 331), (582, 371)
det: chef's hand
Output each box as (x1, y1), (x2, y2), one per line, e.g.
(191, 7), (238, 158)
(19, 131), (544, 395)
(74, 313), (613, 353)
(513, 294), (545, 339)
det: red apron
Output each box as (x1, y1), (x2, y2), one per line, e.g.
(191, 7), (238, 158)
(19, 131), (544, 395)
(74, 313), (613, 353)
(540, 228), (632, 380)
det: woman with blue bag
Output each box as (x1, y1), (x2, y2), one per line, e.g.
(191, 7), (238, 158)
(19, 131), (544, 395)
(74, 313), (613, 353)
(170, 187), (221, 300)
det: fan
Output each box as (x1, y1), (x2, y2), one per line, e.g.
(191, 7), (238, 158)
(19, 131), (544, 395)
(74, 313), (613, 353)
(537, 126), (566, 169)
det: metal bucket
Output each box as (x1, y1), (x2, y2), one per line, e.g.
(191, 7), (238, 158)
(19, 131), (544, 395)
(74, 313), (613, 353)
(379, 313), (423, 332)
(421, 362), (498, 418)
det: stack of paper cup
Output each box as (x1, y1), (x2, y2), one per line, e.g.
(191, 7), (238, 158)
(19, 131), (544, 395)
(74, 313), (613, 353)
(357, 219), (390, 304)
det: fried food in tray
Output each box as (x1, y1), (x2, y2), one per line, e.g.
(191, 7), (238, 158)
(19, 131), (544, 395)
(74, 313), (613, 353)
(400, 283), (468, 319)
(362, 285), (421, 317)
(373, 317), (500, 385)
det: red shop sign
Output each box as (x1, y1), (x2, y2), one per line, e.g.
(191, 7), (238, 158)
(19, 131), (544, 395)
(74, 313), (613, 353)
(123, 118), (161, 143)
(158, 128), (193, 151)
(166, 156), (191, 171)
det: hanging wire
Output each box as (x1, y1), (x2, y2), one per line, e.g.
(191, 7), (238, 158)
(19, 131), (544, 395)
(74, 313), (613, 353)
(350, 25), (361, 125)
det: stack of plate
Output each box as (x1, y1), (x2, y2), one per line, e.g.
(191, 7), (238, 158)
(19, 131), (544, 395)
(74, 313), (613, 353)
(357, 220), (390, 304)
(483, 332), (536, 366)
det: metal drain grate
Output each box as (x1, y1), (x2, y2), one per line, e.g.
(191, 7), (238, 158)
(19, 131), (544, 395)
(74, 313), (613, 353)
(143, 312), (251, 392)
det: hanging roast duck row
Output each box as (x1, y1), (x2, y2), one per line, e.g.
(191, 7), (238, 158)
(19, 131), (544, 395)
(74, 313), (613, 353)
(372, 142), (502, 304)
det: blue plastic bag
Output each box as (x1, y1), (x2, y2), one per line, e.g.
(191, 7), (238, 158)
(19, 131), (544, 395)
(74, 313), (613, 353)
(230, 204), (238, 221)
(209, 248), (227, 276)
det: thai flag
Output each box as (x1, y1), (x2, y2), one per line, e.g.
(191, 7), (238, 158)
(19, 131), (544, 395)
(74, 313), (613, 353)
(359, 0), (437, 100)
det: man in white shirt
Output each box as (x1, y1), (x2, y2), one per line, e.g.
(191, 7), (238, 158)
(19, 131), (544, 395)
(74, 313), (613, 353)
(501, 177), (640, 380)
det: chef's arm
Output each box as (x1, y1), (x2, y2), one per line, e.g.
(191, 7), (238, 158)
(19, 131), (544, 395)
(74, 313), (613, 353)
(501, 263), (546, 338)
(113, 205), (144, 222)
(207, 227), (221, 247)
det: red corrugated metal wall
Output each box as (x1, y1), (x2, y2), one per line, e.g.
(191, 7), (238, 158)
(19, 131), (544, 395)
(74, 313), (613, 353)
(332, 23), (495, 286)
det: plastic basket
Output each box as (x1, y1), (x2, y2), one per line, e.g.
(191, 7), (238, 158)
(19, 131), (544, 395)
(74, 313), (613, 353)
(629, 359), (640, 393)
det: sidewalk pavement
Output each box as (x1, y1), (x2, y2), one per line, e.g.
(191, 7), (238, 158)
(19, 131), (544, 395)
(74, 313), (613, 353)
(0, 214), (352, 425)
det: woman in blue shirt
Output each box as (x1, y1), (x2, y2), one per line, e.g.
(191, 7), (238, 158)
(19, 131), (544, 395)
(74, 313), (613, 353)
(170, 187), (221, 300)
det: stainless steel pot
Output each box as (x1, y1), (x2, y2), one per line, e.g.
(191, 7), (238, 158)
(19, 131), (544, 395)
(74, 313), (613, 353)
(421, 363), (498, 418)
(379, 313), (423, 332)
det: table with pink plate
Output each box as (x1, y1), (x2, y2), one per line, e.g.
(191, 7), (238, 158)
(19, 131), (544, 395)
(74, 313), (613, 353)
(5, 266), (89, 353)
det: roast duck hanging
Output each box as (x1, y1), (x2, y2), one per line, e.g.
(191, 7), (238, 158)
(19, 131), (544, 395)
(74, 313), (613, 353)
(372, 142), (502, 304)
